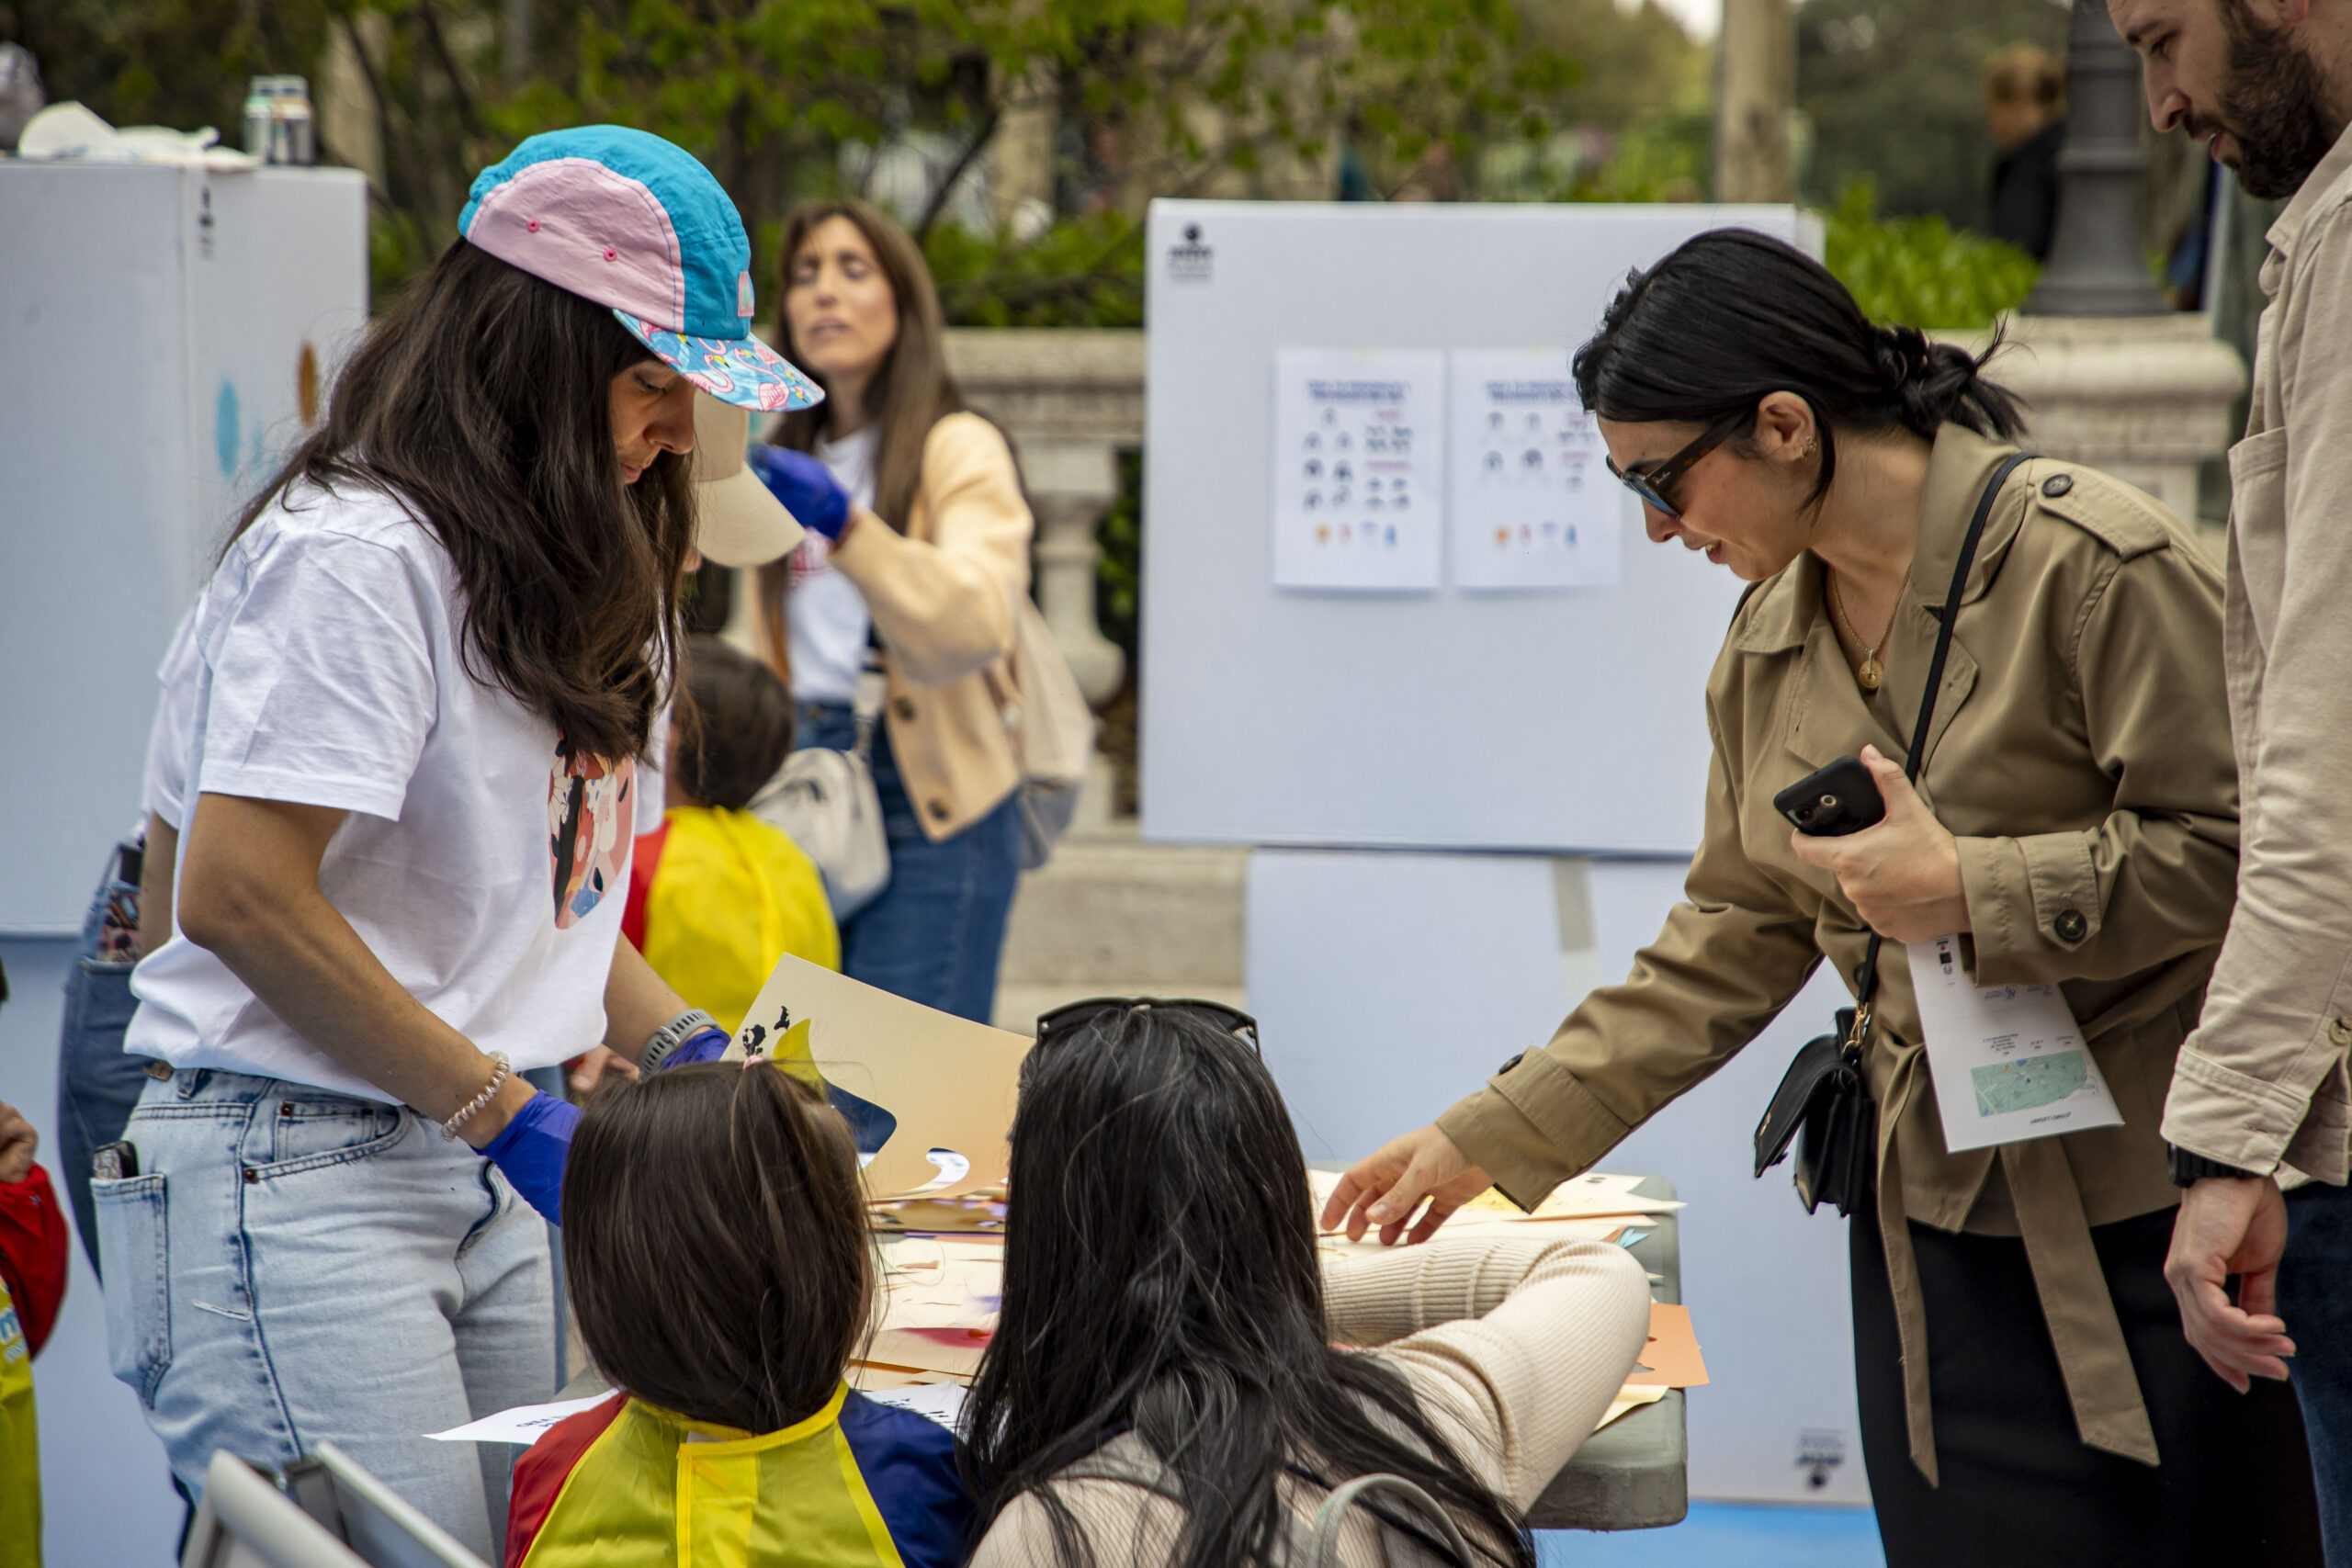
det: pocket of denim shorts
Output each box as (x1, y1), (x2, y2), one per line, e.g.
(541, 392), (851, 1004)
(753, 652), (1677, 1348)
(92, 1173), (170, 1402)
(72, 956), (140, 1033)
(259, 1098), (404, 1169)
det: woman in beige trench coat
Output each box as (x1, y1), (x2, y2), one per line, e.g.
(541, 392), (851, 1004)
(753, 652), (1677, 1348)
(1323, 231), (2319, 1566)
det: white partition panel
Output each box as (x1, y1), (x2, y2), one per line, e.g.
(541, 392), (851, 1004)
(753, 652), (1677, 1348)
(1141, 199), (1811, 855)
(0, 163), (368, 932)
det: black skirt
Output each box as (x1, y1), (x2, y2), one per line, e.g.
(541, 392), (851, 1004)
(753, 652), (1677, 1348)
(1852, 1206), (2323, 1567)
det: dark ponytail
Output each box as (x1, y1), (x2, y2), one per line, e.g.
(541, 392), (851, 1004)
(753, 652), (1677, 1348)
(1571, 230), (2024, 505)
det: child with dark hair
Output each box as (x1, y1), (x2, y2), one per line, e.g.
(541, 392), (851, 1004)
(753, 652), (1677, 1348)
(504, 1063), (972, 1567)
(624, 637), (839, 1032)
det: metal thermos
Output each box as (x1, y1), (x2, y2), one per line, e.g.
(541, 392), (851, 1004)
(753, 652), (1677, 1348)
(275, 77), (314, 166)
(243, 77), (275, 158)
(243, 75), (316, 165)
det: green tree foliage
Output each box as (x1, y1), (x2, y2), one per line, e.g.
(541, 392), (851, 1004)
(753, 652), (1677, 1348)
(26, 0), (1582, 311)
(1797, 0), (2070, 229)
(1824, 180), (2041, 329)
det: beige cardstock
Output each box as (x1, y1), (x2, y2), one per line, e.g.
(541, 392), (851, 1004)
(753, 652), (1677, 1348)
(724, 952), (1032, 1201)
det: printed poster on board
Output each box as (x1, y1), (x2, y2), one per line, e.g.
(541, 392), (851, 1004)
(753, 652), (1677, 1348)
(1270, 348), (1445, 592)
(1447, 347), (1623, 592)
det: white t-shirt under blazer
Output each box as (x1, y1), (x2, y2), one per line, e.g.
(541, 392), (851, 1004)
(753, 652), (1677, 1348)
(128, 479), (662, 1102)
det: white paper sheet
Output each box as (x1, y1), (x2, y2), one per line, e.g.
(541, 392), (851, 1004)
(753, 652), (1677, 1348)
(1271, 348), (1445, 592)
(861, 1382), (967, 1430)
(1446, 347), (1622, 592)
(1907, 933), (2123, 1153)
(426, 1393), (614, 1445)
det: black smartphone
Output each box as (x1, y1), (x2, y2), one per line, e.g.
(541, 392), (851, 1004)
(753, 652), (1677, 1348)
(91, 1140), (139, 1180)
(1773, 756), (1885, 837)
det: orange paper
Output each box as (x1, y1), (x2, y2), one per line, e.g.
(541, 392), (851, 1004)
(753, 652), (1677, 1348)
(1624, 1302), (1709, 1389)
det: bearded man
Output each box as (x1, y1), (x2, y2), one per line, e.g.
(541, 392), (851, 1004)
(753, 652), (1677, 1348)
(2113, 0), (2352, 1555)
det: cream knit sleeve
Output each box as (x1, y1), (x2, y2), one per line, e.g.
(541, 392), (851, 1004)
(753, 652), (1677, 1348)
(1321, 1238), (1654, 1509)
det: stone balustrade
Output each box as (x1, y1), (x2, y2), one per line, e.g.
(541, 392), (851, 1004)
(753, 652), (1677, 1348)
(1943, 314), (2247, 555)
(944, 328), (1147, 710)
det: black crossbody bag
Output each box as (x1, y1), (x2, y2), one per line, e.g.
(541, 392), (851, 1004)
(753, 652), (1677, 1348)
(1752, 453), (2033, 1218)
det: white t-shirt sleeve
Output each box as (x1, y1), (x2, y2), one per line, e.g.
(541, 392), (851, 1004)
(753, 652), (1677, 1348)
(142, 605), (204, 830)
(197, 528), (438, 822)
(638, 702), (671, 836)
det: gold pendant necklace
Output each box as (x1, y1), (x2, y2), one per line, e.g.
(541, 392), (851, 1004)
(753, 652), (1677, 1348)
(1828, 565), (1910, 693)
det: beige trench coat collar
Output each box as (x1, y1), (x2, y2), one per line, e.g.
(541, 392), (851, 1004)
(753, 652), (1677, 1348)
(1747, 427), (2161, 1483)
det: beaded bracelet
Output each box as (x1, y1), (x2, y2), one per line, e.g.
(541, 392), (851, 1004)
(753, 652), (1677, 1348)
(441, 1052), (512, 1142)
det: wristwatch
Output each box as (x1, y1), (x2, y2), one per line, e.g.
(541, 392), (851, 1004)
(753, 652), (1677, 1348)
(2165, 1143), (2264, 1187)
(639, 1009), (723, 1076)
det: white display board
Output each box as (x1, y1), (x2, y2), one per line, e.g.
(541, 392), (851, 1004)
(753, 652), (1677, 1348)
(1141, 200), (1811, 855)
(1248, 848), (1867, 1504)
(0, 164), (368, 931)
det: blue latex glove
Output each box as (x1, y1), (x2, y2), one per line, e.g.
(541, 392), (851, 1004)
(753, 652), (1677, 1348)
(748, 445), (852, 539)
(660, 1027), (732, 1070)
(478, 1090), (582, 1224)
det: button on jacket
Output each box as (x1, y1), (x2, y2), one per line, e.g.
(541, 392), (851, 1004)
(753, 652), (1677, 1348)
(755, 412), (1034, 841)
(1437, 424), (2238, 1482)
(2163, 120), (2352, 1182)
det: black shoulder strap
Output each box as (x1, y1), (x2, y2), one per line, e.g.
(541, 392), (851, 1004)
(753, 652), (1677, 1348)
(1851, 451), (2034, 1011)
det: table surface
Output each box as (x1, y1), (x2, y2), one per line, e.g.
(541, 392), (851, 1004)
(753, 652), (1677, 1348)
(1521, 1174), (1687, 1533)
(555, 1176), (1690, 1534)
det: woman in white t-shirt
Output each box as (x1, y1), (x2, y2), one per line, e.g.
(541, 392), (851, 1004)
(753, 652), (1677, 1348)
(98, 127), (819, 1558)
(747, 198), (1037, 1024)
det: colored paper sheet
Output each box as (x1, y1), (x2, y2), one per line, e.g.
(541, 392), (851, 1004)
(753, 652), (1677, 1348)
(726, 953), (1031, 1201)
(1446, 347), (1622, 592)
(1271, 347), (1446, 592)
(1594, 1383), (1669, 1432)
(1624, 1302), (1710, 1389)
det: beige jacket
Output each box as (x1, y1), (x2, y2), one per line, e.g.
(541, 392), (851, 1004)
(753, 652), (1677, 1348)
(1438, 425), (2238, 1481)
(759, 412), (1034, 841)
(2163, 122), (2352, 1182)
(967, 1239), (1652, 1568)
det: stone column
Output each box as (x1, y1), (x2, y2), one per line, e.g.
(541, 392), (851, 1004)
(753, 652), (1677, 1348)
(2025, 0), (2165, 316)
(1714, 0), (1795, 202)
(993, 63), (1057, 241)
(1021, 441), (1127, 707)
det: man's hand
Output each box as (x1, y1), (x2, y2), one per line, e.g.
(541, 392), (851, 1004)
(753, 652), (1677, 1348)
(1317, 1124), (1491, 1247)
(1788, 745), (1970, 943)
(0, 1100), (39, 1186)
(569, 1044), (639, 1100)
(2165, 1174), (2296, 1391)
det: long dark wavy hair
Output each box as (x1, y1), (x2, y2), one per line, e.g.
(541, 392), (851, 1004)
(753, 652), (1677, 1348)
(962, 1010), (1534, 1568)
(225, 239), (695, 763)
(1572, 229), (2026, 508)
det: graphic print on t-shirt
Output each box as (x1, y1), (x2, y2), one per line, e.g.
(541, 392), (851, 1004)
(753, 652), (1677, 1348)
(548, 739), (636, 928)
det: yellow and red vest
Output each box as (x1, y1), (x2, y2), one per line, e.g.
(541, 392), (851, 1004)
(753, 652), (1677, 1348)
(503, 1384), (970, 1568)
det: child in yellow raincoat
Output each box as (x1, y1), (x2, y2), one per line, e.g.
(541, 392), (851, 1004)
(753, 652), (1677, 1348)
(624, 637), (838, 1032)
(0, 1093), (70, 1568)
(503, 1063), (972, 1568)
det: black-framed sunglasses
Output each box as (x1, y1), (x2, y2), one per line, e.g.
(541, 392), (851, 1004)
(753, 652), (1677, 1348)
(1035, 996), (1261, 1055)
(1603, 414), (1743, 521)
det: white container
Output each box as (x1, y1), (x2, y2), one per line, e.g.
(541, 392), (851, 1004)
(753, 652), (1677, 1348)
(0, 162), (368, 932)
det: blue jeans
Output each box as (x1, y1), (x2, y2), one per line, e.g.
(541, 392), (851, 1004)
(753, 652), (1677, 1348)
(95, 1069), (554, 1562)
(56, 847), (162, 1277)
(797, 705), (1023, 1024)
(2283, 1179), (2352, 1564)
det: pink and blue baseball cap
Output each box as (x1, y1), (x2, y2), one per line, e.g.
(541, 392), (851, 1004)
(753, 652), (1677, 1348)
(458, 126), (823, 414)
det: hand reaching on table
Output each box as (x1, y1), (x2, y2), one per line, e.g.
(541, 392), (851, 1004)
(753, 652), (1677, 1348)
(1319, 1123), (1490, 1247)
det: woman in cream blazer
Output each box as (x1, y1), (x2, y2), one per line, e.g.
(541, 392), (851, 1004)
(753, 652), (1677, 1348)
(751, 199), (1032, 1023)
